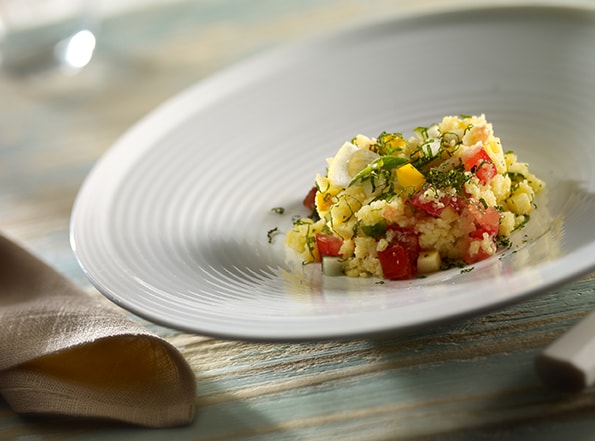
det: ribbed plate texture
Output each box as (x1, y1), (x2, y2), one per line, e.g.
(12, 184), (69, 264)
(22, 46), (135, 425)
(71, 4), (595, 340)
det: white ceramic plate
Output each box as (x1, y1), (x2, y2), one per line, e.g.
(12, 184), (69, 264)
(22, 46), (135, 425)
(71, 3), (595, 341)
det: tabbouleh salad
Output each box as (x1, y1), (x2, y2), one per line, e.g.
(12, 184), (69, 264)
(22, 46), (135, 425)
(285, 114), (544, 280)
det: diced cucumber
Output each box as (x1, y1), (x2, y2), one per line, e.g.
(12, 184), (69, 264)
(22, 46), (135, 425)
(417, 250), (442, 274)
(322, 256), (344, 277)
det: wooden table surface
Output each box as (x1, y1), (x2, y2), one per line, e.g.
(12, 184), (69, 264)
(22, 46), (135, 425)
(2, 1), (595, 440)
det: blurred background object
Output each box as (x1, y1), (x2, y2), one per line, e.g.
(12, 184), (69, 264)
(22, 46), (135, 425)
(0, 0), (97, 78)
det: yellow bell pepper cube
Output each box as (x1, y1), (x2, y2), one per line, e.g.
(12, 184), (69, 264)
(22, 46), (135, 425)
(396, 163), (426, 191)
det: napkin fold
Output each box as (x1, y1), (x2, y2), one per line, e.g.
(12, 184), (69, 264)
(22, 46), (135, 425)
(0, 234), (196, 427)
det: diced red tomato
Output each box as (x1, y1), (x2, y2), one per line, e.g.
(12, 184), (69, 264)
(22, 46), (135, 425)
(466, 202), (501, 239)
(303, 186), (317, 210)
(447, 195), (468, 213)
(464, 238), (497, 264)
(463, 147), (497, 184)
(409, 191), (444, 217)
(387, 226), (420, 260)
(460, 201), (500, 263)
(409, 190), (466, 217)
(378, 245), (416, 280)
(315, 233), (343, 257)
(378, 226), (420, 280)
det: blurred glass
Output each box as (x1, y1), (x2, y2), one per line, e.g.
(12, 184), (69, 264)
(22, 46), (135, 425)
(0, 0), (97, 78)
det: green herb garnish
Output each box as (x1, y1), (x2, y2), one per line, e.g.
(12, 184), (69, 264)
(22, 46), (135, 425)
(441, 132), (461, 148)
(424, 162), (470, 194)
(348, 155), (408, 186)
(361, 222), (387, 239)
(513, 215), (530, 232)
(413, 126), (430, 140)
(498, 237), (512, 249)
(267, 227), (280, 243)
(373, 132), (406, 155)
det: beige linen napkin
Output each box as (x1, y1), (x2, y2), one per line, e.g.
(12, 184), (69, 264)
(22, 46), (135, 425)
(0, 234), (196, 427)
